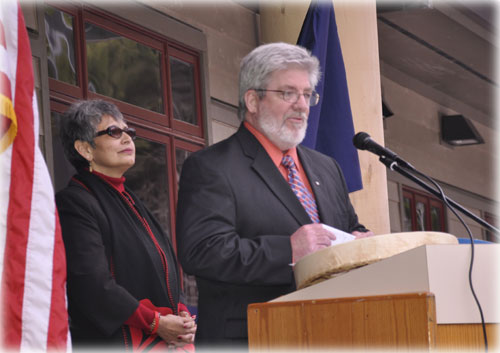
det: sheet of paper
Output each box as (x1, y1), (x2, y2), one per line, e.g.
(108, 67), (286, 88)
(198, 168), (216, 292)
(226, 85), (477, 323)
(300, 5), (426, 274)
(289, 225), (357, 266)
(322, 224), (356, 246)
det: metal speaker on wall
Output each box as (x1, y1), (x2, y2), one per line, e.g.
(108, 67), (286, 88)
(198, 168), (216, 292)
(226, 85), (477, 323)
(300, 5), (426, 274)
(441, 114), (484, 146)
(382, 100), (394, 119)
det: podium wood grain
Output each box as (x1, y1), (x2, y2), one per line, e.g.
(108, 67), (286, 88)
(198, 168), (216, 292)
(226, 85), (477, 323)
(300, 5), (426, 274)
(248, 292), (498, 351)
(436, 324), (498, 351)
(248, 292), (437, 350)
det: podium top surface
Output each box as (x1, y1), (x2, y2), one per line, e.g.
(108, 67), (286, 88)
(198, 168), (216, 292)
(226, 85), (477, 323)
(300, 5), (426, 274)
(273, 244), (499, 324)
(294, 231), (458, 289)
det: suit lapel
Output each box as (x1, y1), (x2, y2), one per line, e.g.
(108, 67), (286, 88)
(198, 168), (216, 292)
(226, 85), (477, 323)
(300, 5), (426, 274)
(236, 125), (312, 226)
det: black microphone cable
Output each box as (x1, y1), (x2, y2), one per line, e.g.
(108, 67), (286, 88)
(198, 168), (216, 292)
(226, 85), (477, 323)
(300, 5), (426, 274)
(353, 132), (492, 350)
(402, 165), (488, 351)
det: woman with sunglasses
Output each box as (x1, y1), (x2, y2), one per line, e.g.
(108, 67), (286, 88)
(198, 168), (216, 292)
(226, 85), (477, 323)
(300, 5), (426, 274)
(56, 99), (196, 350)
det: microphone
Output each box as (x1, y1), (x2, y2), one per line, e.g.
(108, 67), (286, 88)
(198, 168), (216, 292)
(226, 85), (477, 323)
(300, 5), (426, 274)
(353, 132), (414, 170)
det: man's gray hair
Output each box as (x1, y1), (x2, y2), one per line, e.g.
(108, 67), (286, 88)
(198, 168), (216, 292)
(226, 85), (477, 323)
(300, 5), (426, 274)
(238, 42), (321, 121)
(60, 99), (124, 170)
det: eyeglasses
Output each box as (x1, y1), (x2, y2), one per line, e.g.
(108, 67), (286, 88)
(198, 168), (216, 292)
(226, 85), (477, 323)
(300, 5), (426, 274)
(95, 126), (136, 140)
(255, 89), (320, 106)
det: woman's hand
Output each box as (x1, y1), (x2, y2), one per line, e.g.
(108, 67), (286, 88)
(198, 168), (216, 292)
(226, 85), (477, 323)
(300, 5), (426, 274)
(156, 312), (196, 347)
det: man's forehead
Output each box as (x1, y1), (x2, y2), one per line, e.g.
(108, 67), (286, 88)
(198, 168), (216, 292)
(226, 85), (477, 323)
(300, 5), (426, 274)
(268, 68), (312, 89)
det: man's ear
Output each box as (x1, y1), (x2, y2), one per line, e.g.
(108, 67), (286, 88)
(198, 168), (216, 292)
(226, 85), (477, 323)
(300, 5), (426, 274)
(244, 89), (260, 114)
(74, 140), (93, 162)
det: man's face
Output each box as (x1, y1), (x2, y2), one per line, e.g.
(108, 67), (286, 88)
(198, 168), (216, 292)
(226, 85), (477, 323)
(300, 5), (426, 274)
(253, 68), (312, 151)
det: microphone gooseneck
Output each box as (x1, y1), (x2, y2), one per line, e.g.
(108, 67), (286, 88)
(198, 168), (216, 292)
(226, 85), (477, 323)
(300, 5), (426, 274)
(352, 132), (414, 170)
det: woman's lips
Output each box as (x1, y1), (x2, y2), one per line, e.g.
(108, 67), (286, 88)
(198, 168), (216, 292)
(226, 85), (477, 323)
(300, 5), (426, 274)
(119, 148), (134, 154)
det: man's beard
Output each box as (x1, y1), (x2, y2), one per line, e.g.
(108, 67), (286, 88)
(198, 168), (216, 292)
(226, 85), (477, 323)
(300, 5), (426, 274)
(257, 110), (308, 151)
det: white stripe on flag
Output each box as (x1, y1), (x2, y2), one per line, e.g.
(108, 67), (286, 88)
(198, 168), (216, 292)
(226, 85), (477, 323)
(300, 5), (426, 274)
(0, 145), (13, 291)
(1, 1), (18, 103)
(2, 2), (69, 350)
(0, 0), (17, 311)
(20, 94), (54, 352)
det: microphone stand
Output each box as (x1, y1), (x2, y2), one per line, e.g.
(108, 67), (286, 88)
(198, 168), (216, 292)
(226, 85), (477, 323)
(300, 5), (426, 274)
(379, 156), (500, 235)
(378, 154), (493, 351)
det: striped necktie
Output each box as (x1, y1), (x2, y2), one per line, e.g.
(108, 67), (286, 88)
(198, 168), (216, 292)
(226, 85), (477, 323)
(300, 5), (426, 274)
(281, 155), (320, 223)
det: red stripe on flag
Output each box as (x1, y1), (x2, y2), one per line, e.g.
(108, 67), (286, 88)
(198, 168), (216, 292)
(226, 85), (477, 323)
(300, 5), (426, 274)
(2, 2), (69, 350)
(46, 211), (69, 349)
(0, 19), (6, 48)
(2, 4), (34, 347)
(0, 72), (12, 99)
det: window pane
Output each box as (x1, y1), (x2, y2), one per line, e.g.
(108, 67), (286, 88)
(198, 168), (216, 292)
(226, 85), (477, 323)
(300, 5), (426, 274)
(175, 147), (192, 186)
(51, 111), (77, 193)
(45, 6), (78, 85)
(430, 205), (442, 231)
(415, 201), (427, 231)
(85, 23), (164, 113)
(125, 138), (171, 239)
(170, 57), (197, 125)
(402, 196), (413, 231)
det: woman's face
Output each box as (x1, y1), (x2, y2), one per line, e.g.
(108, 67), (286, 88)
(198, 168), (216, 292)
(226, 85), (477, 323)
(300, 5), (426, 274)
(89, 114), (136, 177)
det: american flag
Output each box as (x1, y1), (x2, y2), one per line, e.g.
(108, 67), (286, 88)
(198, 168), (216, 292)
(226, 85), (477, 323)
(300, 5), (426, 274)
(0, 1), (70, 350)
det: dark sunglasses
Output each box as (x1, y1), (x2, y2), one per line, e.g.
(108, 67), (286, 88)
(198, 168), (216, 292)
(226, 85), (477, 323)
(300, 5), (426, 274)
(95, 126), (136, 140)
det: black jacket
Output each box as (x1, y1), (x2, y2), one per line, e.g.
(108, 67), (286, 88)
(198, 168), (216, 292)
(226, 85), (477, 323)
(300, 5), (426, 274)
(176, 124), (366, 346)
(56, 171), (181, 346)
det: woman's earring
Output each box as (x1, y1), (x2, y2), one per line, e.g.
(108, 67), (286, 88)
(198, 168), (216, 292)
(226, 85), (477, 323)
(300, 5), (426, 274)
(89, 161), (93, 173)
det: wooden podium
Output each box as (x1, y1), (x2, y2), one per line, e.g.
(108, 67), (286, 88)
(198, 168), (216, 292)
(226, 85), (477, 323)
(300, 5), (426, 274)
(248, 244), (499, 351)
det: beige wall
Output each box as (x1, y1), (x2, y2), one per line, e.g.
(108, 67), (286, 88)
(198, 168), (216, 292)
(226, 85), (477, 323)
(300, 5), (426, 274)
(382, 76), (496, 200)
(260, 0), (390, 235)
(382, 75), (496, 239)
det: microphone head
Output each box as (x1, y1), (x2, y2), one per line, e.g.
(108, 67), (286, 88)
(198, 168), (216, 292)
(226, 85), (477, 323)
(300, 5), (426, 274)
(353, 132), (371, 150)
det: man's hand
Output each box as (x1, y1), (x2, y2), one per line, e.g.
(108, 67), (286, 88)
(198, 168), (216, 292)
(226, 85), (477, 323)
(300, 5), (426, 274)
(352, 230), (374, 239)
(290, 224), (336, 263)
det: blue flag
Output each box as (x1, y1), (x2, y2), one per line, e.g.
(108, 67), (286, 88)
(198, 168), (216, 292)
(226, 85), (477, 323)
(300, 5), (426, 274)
(297, 0), (363, 192)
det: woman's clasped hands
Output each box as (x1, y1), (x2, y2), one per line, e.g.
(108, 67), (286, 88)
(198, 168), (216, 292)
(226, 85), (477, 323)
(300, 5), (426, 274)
(157, 311), (197, 348)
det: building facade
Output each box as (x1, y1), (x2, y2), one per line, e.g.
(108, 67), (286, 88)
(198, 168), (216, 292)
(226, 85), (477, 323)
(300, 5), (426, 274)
(21, 0), (497, 309)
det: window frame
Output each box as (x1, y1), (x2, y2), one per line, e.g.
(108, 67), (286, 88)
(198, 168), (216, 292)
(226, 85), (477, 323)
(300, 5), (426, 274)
(484, 212), (498, 243)
(33, 0), (210, 310)
(43, 1), (208, 249)
(168, 45), (204, 137)
(83, 10), (168, 124)
(129, 126), (177, 243)
(44, 2), (206, 139)
(402, 186), (446, 232)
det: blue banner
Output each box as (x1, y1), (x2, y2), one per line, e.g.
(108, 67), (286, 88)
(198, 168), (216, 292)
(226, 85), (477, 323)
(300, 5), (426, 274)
(297, 0), (363, 192)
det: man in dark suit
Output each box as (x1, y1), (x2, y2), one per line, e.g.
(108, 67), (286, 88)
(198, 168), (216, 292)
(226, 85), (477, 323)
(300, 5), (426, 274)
(176, 42), (373, 348)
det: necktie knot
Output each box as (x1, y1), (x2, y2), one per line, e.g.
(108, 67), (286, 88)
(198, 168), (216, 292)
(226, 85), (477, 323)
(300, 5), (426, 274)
(281, 155), (295, 169)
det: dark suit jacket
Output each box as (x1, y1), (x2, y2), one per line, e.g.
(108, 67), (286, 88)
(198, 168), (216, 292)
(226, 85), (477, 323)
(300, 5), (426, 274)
(176, 124), (366, 346)
(56, 172), (181, 346)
